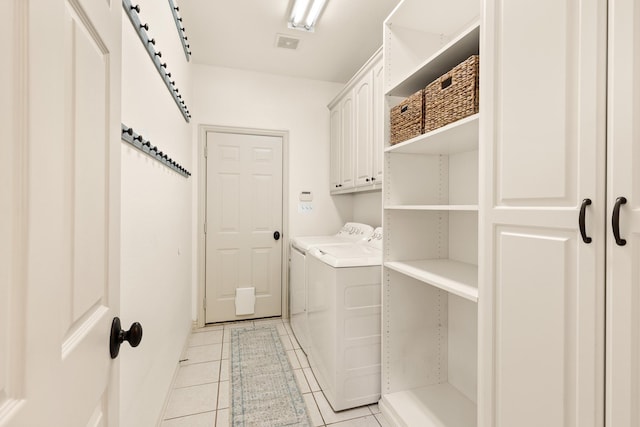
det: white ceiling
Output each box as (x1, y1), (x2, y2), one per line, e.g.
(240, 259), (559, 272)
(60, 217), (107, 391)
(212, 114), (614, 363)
(179, 0), (401, 83)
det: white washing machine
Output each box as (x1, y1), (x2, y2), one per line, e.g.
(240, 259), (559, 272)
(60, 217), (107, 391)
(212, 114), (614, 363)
(306, 228), (383, 411)
(289, 223), (374, 355)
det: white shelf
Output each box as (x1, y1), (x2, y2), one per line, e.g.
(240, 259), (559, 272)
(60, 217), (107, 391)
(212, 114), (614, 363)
(385, 204), (478, 211)
(386, 114), (479, 155)
(380, 383), (477, 427)
(384, 259), (478, 302)
(386, 22), (480, 97)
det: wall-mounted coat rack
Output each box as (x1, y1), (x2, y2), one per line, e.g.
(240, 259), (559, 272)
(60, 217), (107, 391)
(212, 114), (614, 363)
(168, 0), (191, 62)
(122, 0), (192, 122)
(121, 124), (191, 178)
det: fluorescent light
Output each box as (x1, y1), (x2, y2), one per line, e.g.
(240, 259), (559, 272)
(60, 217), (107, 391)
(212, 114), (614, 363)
(290, 0), (310, 26)
(288, 0), (328, 32)
(304, 0), (327, 28)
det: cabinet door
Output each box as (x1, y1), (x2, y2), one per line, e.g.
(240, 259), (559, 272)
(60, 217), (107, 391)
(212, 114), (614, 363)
(481, 1), (607, 426)
(340, 93), (355, 190)
(354, 71), (373, 187)
(329, 104), (342, 191)
(606, 0), (640, 425)
(372, 59), (384, 184)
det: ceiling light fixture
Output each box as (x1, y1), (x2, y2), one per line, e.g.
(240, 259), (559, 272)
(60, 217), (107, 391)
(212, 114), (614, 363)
(288, 0), (328, 32)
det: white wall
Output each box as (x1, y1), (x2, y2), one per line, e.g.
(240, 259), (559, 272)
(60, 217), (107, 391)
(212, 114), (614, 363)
(191, 65), (353, 317)
(120, 1), (193, 426)
(353, 191), (383, 227)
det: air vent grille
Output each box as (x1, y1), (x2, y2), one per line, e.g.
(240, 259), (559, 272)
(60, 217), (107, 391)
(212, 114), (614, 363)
(276, 34), (300, 50)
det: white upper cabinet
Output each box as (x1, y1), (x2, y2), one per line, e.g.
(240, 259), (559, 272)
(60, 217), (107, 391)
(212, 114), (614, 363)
(372, 59), (384, 182)
(340, 92), (355, 191)
(354, 70), (373, 187)
(329, 49), (382, 194)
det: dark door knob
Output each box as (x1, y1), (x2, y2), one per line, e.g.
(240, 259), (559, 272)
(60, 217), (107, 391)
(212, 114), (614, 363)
(110, 317), (143, 359)
(273, 231), (281, 241)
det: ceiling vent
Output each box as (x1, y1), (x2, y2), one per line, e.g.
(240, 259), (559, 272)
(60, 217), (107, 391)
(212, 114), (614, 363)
(276, 34), (300, 50)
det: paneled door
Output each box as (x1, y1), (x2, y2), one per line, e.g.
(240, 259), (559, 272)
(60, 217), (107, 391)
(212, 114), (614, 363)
(0, 0), (121, 425)
(481, 0), (607, 426)
(205, 131), (283, 323)
(606, 0), (640, 424)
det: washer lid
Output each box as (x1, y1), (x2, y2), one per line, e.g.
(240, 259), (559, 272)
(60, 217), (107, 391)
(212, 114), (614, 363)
(291, 235), (356, 252)
(309, 244), (382, 268)
(291, 223), (374, 252)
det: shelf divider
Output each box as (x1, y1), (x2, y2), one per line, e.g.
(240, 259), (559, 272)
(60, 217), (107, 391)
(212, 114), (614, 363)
(386, 21), (480, 97)
(380, 384), (477, 427)
(386, 113), (479, 155)
(385, 259), (478, 302)
(385, 204), (478, 211)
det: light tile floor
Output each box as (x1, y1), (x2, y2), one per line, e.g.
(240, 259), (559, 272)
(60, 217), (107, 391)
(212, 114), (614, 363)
(159, 318), (389, 427)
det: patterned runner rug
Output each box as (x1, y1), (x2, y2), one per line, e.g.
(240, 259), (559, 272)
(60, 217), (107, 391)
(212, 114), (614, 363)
(231, 325), (311, 427)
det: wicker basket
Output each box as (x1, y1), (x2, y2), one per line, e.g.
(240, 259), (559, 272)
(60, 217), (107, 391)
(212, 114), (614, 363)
(424, 55), (479, 132)
(390, 89), (424, 145)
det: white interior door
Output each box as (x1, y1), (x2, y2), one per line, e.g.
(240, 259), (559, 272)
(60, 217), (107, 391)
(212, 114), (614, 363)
(606, 0), (640, 424)
(205, 131), (283, 323)
(0, 0), (121, 426)
(481, 0), (607, 426)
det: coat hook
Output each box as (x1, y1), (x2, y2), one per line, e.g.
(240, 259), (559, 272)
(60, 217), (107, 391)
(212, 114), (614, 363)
(148, 38), (156, 45)
(140, 23), (149, 31)
(155, 51), (162, 57)
(184, 36), (188, 41)
(130, 4), (140, 13)
(134, 135), (143, 142)
(174, 6), (179, 11)
(166, 72), (172, 78)
(123, 127), (133, 135)
(161, 62), (167, 68)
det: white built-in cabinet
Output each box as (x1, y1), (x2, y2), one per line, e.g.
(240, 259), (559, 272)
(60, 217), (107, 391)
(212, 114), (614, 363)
(329, 48), (383, 194)
(379, 0), (481, 425)
(481, 0), (640, 426)
(379, 0), (640, 425)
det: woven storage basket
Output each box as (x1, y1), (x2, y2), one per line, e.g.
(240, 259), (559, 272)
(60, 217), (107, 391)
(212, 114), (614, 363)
(424, 55), (479, 132)
(390, 89), (424, 145)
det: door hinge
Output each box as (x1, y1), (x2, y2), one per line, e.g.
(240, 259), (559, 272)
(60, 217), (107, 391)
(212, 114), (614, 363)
(204, 142), (208, 158)
(203, 297), (206, 310)
(204, 222), (207, 234)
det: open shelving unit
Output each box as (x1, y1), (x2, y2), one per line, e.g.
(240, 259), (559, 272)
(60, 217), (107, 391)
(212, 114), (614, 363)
(380, 0), (481, 425)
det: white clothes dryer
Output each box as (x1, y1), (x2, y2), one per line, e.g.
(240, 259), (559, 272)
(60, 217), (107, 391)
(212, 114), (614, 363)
(306, 228), (383, 411)
(289, 223), (374, 354)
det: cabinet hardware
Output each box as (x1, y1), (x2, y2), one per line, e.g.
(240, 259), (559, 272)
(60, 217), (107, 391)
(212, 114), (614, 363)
(579, 198), (592, 243)
(612, 196), (627, 246)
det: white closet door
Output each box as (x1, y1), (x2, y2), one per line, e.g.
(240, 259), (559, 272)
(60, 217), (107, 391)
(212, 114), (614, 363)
(480, 0), (607, 426)
(606, 0), (640, 425)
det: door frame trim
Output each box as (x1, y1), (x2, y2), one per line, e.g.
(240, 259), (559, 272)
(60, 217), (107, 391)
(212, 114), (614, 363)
(197, 124), (290, 327)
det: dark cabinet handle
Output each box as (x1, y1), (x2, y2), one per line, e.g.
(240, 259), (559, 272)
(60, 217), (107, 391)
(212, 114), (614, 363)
(110, 317), (143, 359)
(366, 178), (370, 182)
(612, 196), (627, 246)
(579, 198), (592, 244)
(273, 231), (281, 241)
(371, 177), (376, 181)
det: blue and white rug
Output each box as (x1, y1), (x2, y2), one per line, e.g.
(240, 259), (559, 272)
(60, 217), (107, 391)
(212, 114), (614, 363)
(231, 325), (311, 427)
